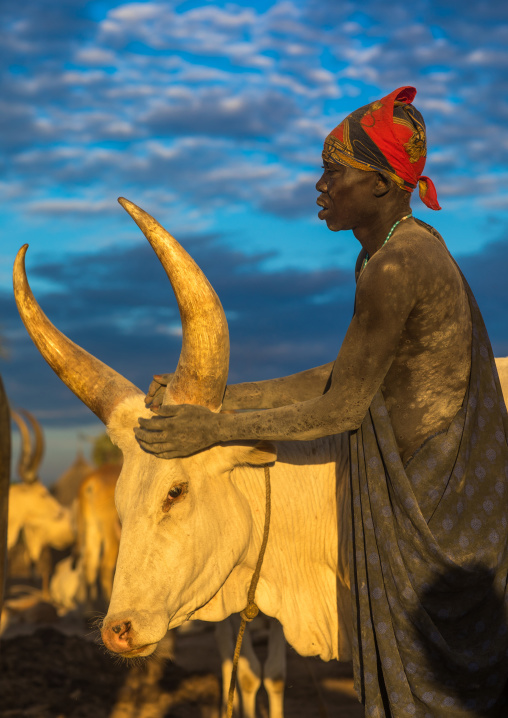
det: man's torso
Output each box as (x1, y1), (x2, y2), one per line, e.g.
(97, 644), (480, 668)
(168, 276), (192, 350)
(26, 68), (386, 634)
(356, 220), (472, 463)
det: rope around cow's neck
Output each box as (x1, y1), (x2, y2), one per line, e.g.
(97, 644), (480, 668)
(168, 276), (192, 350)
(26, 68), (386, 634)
(225, 465), (272, 718)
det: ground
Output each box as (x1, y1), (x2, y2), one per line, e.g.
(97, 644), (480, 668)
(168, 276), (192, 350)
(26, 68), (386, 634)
(1, 590), (364, 718)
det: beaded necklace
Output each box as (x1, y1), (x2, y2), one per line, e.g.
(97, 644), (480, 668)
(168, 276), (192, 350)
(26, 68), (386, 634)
(361, 212), (413, 274)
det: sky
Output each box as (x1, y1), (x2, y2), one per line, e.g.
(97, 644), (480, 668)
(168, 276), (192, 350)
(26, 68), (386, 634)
(1, 0), (508, 483)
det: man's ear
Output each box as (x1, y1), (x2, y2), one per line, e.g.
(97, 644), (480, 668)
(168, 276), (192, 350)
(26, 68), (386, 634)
(373, 171), (391, 198)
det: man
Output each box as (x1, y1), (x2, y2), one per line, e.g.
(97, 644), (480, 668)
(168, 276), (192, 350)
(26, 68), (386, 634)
(135, 87), (508, 717)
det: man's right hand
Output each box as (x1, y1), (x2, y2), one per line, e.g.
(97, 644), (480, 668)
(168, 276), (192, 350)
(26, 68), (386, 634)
(145, 373), (174, 409)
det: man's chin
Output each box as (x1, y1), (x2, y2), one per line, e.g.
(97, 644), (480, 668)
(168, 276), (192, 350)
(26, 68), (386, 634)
(318, 211), (341, 231)
(325, 219), (340, 231)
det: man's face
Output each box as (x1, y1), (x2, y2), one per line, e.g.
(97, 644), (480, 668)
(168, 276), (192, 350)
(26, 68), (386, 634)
(316, 159), (376, 232)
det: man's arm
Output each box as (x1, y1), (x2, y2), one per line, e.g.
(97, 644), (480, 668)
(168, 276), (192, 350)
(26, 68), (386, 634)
(146, 363), (335, 410)
(135, 246), (419, 457)
(226, 364), (336, 409)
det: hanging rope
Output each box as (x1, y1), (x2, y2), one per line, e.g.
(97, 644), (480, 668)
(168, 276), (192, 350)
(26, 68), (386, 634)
(225, 465), (272, 718)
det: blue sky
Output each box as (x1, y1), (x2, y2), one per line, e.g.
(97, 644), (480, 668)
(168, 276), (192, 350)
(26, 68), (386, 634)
(1, 0), (508, 482)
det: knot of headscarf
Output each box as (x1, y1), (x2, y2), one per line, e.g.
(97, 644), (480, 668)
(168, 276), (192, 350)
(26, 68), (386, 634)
(322, 86), (441, 210)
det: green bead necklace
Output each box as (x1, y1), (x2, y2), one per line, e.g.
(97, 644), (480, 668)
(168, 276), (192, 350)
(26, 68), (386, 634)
(361, 212), (413, 274)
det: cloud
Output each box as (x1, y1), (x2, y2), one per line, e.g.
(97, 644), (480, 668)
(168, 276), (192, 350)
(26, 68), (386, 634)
(27, 198), (119, 215)
(0, 101), (52, 154)
(259, 174), (318, 217)
(141, 87), (300, 139)
(74, 47), (118, 66)
(457, 237), (508, 355)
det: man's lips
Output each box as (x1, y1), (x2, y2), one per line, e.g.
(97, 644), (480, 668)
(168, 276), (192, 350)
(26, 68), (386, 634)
(316, 196), (328, 219)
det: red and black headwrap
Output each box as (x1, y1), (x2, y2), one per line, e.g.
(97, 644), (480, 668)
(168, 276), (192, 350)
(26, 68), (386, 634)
(323, 86), (441, 210)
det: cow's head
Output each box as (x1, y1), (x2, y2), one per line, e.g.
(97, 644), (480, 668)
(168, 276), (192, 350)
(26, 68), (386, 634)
(9, 409), (74, 558)
(8, 481), (75, 559)
(14, 199), (276, 657)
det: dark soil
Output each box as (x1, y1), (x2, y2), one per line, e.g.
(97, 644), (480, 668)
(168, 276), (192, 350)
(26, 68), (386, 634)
(0, 610), (364, 718)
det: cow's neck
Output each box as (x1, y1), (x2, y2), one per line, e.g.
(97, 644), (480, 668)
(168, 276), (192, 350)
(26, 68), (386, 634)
(197, 433), (352, 662)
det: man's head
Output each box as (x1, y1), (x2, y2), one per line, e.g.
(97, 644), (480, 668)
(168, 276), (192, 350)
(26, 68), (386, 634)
(316, 159), (410, 232)
(316, 86), (440, 231)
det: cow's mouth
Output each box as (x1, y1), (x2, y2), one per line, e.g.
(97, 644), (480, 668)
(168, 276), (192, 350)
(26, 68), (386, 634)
(108, 642), (158, 658)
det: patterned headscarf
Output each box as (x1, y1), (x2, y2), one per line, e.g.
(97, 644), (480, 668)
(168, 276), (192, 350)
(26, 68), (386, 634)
(323, 86), (441, 210)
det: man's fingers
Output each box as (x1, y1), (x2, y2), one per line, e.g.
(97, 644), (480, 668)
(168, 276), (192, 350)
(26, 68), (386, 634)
(134, 426), (172, 442)
(137, 412), (181, 430)
(137, 438), (189, 459)
(157, 451), (185, 459)
(154, 373), (172, 385)
(145, 373), (173, 402)
(136, 436), (178, 454)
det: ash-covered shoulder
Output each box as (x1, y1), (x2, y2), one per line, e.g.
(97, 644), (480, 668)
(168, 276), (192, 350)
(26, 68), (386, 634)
(413, 217), (446, 245)
(360, 223), (449, 297)
(381, 220), (450, 267)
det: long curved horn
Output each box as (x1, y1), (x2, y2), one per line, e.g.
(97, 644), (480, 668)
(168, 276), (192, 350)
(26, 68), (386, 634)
(20, 410), (45, 479)
(118, 198), (229, 412)
(11, 410), (33, 482)
(13, 246), (143, 425)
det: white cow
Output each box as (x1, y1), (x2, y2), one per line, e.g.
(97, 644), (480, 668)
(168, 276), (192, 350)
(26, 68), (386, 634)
(13, 199), (508, 676)
(49, 555), (84, 614)
(8, 410), (75, 596)
(8, 482), (75, 592)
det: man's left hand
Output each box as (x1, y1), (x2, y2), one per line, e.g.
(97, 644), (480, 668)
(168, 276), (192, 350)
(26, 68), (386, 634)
(135, 404), (219, 459)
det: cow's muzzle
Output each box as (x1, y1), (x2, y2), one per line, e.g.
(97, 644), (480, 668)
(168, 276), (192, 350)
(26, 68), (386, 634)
(102, 618), (158, 657)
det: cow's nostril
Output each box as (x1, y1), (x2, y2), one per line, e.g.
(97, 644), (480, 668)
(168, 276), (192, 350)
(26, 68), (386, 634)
(111, 621), (131, 637)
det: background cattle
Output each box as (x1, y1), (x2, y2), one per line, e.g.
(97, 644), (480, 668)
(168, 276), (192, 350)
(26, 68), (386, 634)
(75, 462), (122, 607)
(50, 450), (93, 508)
(7, 410), (74, 597)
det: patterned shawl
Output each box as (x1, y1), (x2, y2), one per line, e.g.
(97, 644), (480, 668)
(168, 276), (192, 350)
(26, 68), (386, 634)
(349, 224), (508, 717)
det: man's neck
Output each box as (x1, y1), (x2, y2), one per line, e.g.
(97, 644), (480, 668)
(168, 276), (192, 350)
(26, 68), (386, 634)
(353, 206), (412, 257)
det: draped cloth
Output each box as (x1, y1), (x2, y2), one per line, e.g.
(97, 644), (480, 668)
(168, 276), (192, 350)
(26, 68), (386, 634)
(349, 271), (508, 717)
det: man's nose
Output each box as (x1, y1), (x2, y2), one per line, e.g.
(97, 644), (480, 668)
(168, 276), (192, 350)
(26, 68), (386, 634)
(315, 173), (327, 192)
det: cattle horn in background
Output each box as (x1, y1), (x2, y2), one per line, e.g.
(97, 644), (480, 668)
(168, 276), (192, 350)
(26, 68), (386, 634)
(13, 199), (230, 420)
(118, 198), (229, 411)
(11, 410), (33, 482)
(23, 410), (45, 479)
(11, 409), (45, 483)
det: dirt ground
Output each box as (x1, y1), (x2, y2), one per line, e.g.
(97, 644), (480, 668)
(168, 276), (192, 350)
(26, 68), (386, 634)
(1, 592), (364, 718)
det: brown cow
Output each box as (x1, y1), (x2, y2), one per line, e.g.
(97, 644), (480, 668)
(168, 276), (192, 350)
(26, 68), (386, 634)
(75, 462), (122, 606)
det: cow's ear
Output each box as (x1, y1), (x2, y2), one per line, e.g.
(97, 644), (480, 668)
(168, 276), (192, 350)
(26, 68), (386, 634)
(230, 441), (277, 468)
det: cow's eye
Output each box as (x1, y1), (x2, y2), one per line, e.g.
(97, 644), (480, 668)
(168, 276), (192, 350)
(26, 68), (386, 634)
(162, 482), (188, 513)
